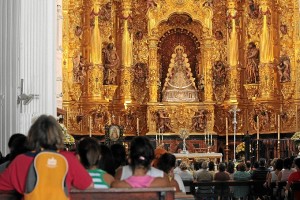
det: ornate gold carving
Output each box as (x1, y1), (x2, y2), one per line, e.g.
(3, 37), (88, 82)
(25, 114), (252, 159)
(103, 85), (118, 101)
(244, 84), (259, 100)
(281, 82), (295, 100)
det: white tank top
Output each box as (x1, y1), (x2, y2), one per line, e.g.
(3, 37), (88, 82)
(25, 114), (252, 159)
(120, 165), (164, 180)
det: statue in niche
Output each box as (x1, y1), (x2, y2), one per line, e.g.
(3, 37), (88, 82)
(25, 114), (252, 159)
(103, 43), (120, 85)
(156, 110), (173, 132)
(191, 110), (207, 132)
(280, 24), (288, 35)
(277, 55), (291, 83)
(215, 30), (224, 40)
(162, 45), (199, 102)
(213, 61), (226, 87)
(73, 54), (86, 85)
(246, 42), (260, 84)
(99, 2), (112, 21)
(248, 0), (259, 19)
(133, 63), (147, 83)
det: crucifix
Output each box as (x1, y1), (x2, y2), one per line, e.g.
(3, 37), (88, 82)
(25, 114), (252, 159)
(229, 104), (240, 162)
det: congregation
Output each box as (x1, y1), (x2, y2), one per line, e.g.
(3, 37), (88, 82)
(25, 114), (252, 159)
(0, 115), (300, 200)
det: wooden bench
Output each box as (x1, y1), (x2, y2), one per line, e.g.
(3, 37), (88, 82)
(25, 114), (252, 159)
(184, 180), (267, 199)
(0, 187), (181, 200)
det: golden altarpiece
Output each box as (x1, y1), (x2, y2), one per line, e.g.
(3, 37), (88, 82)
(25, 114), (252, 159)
(62, 0), (300, 157)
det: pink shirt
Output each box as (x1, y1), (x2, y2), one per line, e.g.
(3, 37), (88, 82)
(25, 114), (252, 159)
(125, 175), (155, 188)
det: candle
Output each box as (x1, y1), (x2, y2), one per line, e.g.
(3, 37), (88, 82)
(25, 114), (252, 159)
(226, 117), (228, 146)
(89, 116), (92, 137)
(204, 129), (207, 144)
(278, 115), (280, 140)
(156, 129), (158, 141)
(210, 133), (213, 146)
(137, 118), (139, 135)
(158, 128), (161, 144)
(119, 116), (121, 125)
(256, 115), (259, 140)
(161, 129), (164, 142)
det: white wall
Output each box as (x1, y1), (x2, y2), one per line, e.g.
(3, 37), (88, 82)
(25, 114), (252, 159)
(0, 0), (57, 155)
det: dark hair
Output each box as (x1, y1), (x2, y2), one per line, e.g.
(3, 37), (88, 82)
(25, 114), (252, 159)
(283, 158), (292, 170)
(27, 115), (64, 151)
(8, 133), (24, 149)
(246, 160), (251, 169)
(219, 163), (226, 172)
(294, 158), (300, 169)
(227, 161), (235, 174)
(239, 163), (246, 171)
(157, 153), (176, 173)
(275, 158), (284, 171)
(208, 161), (215, 171)
(259, 158), (266, 167)
(129, 136), (154, 172)
(110, 143), (127, 170)
(77, 137), (100, 169)
(99, 144), (115, 176)
(253, 161), (259, 168)
(8, 134), (29, 162)
(194, 161), (202, 171)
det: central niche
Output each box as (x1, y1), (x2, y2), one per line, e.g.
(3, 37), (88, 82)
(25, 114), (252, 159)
(158, 28), (200, 102)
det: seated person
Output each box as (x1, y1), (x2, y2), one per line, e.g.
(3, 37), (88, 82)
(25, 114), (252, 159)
(233, 163), (251, 199)
(77, 137), (114, 188)
(285, 158), (300, 199)
(195, 161), (213, 195)
(157, 153), (184, 193)
(112, 136), (170, 188)
(0, 115), (93, 195)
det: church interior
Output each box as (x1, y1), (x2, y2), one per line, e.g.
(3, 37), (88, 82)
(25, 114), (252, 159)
(61, 0), (300, 161)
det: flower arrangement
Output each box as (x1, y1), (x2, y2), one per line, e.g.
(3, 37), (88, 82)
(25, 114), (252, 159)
(236, 142), (245, 153)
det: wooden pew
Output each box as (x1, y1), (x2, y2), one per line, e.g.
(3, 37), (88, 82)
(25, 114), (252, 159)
(0, 187), (177, 200)
(183, 180), (266, 199)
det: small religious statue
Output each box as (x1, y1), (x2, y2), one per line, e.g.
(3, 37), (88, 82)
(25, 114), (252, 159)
(277, 55), (291, 83)
(156, 110), (173, 132)
(248, 0), (259, 19)
(213, 61), (226, 87)
(103, 43), (120, 85)
(73, 54), (86, 85)
(74, 26), (83, 37)
(191, 110), (207, 132)
(246, 42), (260, 84)
(280, 24), (288, 35)
(99, 2), (112, 21)
(133, 63), (147, 83)
(215, 30), (223, 40)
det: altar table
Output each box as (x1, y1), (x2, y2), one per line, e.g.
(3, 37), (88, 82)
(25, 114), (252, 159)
(173, 152), (223, 163)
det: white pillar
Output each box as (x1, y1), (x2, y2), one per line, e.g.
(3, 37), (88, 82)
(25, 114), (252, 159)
(0, 0), (57, 155)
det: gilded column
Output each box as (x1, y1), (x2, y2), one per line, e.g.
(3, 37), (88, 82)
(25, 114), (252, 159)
(259, 0), (275, 99)
(88, 1), (104, 100)
(227, 0), (240, 102)
(295, 1), (300, 99)
(148, 35), (159, 102)
(202, 39), (214, 102)
(120, 0), (133, 102)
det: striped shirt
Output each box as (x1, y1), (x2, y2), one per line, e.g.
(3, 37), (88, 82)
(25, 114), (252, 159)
(88, 169), (110, 189)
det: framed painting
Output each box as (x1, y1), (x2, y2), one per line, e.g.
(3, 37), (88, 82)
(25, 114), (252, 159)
(105, 125), (124, 145)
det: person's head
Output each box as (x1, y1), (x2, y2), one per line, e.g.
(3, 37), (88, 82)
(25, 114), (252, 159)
(157, 153), (176, 174)
(294, 158), (300, 169)
(27, 115), (64, 151)
(129, 136), (154, 172)
(194, 161), (202, 171)
(246, 160), (251, 170)
(283, 157), (292, 170)
(238, 163), (247, 172)
(179, 162), (189, 171)
(110, 143), (127, 170)
(275, 158), (284, 171)
(152, 148), (167, 167)
(259, 158), (266, 167)
(253, 161), (259, 169)
(201, 161), (208, 170)
(77, 137), (100, 169)
(208, 161), (215, 171)
(8, 133), (25, 150)
(218, 163), (226, 172)
(8, 134), (29, 163)
(99, 144), (115, 176)
(227, 161), (235, 174)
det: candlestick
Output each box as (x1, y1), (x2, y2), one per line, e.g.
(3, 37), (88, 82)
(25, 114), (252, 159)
(158, 128), (161, 144)
(156, 129), (158, 141)
(119, 116), (121, 125)
(161, 129), (164, 142)
(137, 118), (139, 135)
(89, 116), (92, 137)
(256, 116), (259, 140)
(278, 114), (280, 140)
(226, 117), (228, 146)
(210, 133), (212, 146)
(204, 129), (207, 144)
